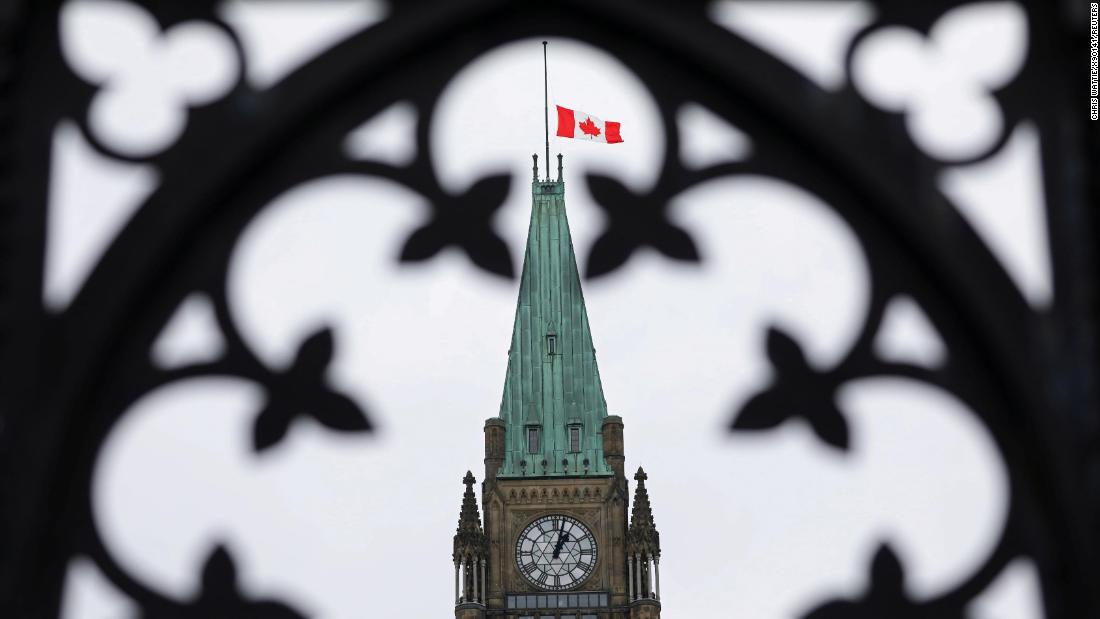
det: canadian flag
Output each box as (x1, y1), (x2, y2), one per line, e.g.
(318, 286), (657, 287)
(556, 105), (623, 143)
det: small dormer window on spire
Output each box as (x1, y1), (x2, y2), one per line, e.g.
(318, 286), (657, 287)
(527, 427), (540, 453)
(547, 333), (556, 356)
(569, 426), (581, 453)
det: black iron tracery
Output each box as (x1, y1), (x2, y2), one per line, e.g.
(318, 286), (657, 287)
(0, 0), (1094, 618)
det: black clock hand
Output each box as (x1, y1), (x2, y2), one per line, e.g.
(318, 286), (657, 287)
(552, 530), (570, 559)
(550, 518), (563, 558)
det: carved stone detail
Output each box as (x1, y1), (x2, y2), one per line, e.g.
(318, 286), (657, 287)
(504, 485), (606, 504)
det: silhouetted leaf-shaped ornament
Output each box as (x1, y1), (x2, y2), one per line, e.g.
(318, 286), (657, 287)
(313, 390), (373, 432)
(252, 325), (371, 452)
(149, 545), (307, 618)
(200, 546), (238, 599)
(802, 543), (965, 619)
(252, 399), (294, 452)
(586, 229), (635, 278)
(400, 224), (446, 261)
(456, 174), (513, 277)
(585, 174), (701, 277)
(650, 222), (700, 261)
(400, 173), (513, 277)
(292, 326), (334, 374)
(868, 545), (906, 601)
(730, 389), (788, 431)
(465, 225), (515, 279)
(766, 326), (810, 373)
(731, 326), (849, 450)
(806, 400), (850, 450)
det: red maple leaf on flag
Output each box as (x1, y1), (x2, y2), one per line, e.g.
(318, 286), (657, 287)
(579, 117), (601, 137)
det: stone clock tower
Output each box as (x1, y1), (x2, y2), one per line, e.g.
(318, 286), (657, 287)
(452, 155), (662, 619)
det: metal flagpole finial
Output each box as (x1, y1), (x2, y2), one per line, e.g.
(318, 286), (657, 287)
(543, 40), (550, 181)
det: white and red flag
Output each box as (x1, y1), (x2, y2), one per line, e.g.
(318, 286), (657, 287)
(556, 105), (623, 143)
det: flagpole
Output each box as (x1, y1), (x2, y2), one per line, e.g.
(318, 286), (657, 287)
(543, 40), (550, 181)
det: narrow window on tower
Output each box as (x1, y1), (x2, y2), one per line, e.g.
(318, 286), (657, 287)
(527, 427), (540, 453)
(569, 426), (581, 453)
(547, 334), (556, 356)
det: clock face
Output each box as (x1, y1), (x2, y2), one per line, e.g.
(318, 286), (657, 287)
(515, 515), (598, 591)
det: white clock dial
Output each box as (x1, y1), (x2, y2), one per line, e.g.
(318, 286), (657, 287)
(514, 515), (598, 591)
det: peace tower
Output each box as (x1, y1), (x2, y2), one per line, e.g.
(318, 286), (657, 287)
(452, 155), (662, 619)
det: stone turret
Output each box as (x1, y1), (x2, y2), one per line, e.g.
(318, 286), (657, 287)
(483, 418), (505, 481)
(627, 467), (661, 618)
(453, 472), (487, 619)
(602, 415), (625, 479)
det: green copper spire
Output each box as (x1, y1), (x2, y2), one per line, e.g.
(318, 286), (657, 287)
(495, 155), (611, 478)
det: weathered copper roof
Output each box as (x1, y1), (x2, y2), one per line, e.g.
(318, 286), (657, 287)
(495, 162), (611, 478)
